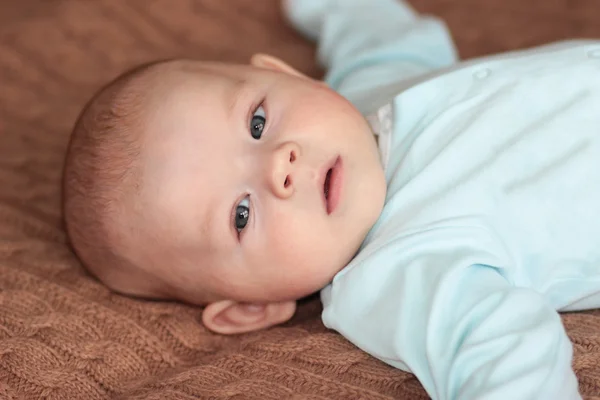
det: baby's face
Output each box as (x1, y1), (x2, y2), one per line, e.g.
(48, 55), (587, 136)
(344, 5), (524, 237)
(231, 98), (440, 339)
(136, 60), (386, 304)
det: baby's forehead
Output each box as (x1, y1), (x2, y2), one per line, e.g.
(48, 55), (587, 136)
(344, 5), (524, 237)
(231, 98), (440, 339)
(137, 58), (268, 183)
(139, 62), (245, 206)
(141, 62), (249, 116)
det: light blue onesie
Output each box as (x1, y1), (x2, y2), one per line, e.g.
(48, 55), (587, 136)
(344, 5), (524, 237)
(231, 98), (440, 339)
(284, 0), (600, 399)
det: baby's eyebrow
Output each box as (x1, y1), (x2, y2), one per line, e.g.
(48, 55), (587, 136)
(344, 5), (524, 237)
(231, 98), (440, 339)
(199, 191), (222, 251)
(227, 78), (248, 115)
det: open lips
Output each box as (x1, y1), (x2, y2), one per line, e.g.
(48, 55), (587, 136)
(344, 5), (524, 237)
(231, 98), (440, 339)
(323, 156), (342, 215)
(324, 168), (332, 199)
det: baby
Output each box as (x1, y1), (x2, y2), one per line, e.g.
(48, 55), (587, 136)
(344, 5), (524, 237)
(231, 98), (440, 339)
(63, 0), (600, 399)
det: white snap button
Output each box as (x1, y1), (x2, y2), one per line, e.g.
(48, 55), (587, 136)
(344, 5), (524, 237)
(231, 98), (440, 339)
(473, 68), (491, 79)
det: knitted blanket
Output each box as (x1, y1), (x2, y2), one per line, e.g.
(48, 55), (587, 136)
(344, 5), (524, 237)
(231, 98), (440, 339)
(1, 1), (600, 398)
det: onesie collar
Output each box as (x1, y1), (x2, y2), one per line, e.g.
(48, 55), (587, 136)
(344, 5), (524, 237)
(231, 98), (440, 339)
(365, 102), (393, 171)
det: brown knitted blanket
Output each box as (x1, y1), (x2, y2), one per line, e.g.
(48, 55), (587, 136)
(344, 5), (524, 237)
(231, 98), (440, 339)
(1, 1), (600, 399)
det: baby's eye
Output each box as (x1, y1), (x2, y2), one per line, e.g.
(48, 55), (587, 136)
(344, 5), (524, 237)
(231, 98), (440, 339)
(250, 105), (266, 140)
(235, 196), (251, 234)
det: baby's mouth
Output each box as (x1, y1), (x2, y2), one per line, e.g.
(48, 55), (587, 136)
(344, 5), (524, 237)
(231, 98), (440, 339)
(324, 168), (332, 200)
(321, 156), (343, 215)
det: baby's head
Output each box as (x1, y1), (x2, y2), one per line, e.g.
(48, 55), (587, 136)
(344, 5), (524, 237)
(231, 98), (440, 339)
(62, 54), (386, 334)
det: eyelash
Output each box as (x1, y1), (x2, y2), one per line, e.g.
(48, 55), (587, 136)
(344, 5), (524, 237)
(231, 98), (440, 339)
(249, 100), (267, 131)
(234, 195), (251, 240)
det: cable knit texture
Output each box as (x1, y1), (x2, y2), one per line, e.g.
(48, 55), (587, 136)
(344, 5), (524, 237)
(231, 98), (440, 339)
(1, 0), (600, 398)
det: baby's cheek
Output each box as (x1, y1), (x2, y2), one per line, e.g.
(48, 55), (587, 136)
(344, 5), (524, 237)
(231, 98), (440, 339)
(267, 216), (315, 259)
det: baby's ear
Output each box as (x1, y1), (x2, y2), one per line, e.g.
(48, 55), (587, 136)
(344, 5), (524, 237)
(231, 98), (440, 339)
(250, 53), (312, 80)
(202, 300), (296, 335)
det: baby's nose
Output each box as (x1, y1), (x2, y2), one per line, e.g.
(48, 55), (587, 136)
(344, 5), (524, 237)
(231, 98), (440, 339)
(269, 142), (300, 199)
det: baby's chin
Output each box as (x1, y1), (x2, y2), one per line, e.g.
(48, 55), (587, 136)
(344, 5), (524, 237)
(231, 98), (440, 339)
(266, 266), (349, 302)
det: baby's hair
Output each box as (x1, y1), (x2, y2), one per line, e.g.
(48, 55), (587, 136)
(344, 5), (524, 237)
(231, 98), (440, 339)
(62, 59), (172, 296)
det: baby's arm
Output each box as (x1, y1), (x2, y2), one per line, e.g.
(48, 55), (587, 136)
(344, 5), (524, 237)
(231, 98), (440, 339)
(283, 0), (457, 113)
(322, 225), (581, 399)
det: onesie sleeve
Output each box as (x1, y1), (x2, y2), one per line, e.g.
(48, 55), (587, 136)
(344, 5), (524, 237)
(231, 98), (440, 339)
(282, 0), (457, 111)
(321, 224), (581, 400)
